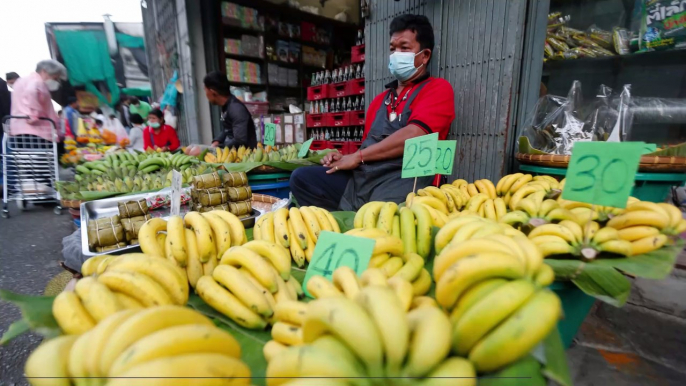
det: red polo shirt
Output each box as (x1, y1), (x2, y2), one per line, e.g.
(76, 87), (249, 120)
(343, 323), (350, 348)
(143, 124), (180, 151)
(363, 76), (455, 140)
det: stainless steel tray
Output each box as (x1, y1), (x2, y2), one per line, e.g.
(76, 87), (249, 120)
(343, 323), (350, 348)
(81, 192), (260, 257)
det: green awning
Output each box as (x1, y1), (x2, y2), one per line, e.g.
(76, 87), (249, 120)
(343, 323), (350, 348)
(116, 33), (145, 49)
(121, 86), (152, 97)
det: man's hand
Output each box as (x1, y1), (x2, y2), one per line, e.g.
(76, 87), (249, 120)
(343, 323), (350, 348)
(326, 153), (361, 174)
(211, 141), (220, 147)
(321, 151), (342, 167)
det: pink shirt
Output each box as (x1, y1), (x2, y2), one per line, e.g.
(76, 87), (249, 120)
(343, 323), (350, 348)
(9, 72), (60, 141)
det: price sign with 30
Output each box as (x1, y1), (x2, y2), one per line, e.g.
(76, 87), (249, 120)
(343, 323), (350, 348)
(561, 142), (643, 208)
(402, 132), (439, 178)
(302, 231), (375, 298)
(263, 123), (276, 146)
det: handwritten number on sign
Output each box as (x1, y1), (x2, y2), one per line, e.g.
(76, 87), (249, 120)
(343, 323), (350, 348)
(404, 143), (418, 171)
(569, 155), (599, 192)
(569, 155), (629, 195)
(601, 159), (628, 194)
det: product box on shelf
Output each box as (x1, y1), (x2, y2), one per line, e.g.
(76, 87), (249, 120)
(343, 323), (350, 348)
(328, 81), (349, 98)
(324, 112), (350, 127)
(352, 44), (365, 63)
(347, 110), (365, 126)
(306, 113), (325, 127)
(307, 85), (328, 101)
(346, 78), (365, 95)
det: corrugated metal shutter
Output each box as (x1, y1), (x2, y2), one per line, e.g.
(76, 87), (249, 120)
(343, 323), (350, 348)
(365, 0), (528, 181)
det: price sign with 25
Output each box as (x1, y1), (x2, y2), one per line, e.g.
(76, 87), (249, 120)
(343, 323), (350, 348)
(302, 231), (375, 298)
(402, 132), (438, 178)
(561, 142), (643, 208)
(263, 123), (276, 146)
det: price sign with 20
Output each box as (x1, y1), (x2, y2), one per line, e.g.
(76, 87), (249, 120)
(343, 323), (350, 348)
(302, 231), (375, 298)
(402, 133), (438, 178)
(263, 123), (276, 146)
(561, 142), (643, 208)
(435, 140), (456, 175)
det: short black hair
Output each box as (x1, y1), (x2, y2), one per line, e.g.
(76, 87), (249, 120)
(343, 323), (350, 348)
(203, 71), (232, 97)
(130, 96), (140, 104)
(95, 108), (103, 115)
(5, 72), (19, 81)
(149, 108), (164, 120)
(67, 96), (77, 105)
(130, 113), (144, 125)
(389, 14), (435, 53)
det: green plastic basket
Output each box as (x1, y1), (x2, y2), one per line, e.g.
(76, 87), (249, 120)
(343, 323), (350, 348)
(519, 165), (686, 202)
(550, 281), (597, 348)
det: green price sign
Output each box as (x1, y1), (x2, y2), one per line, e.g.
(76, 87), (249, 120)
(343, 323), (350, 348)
(264, 123), (276, 146)
(402, 132), (439, 178)
(435, 140), (456, 175)
(561, 142), (643, 208)
(298, 138), (314, 158)
(302, 231), (375, 298)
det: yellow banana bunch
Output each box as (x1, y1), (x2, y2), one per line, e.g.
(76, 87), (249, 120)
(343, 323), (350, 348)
(439, 183), (471, 212)
(557, 197), (639, 224)
(256, 206), (340, 267)
(434, 216), (521, 256)
(499, 198), (578, 230)
(25, 306), (250, 385)
(265, 287), (477, 386)
(606, 201), (683, 255)
(528, 220), (634, 259)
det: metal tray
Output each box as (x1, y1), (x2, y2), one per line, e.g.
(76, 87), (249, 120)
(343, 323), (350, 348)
(80, 192), (259, 257)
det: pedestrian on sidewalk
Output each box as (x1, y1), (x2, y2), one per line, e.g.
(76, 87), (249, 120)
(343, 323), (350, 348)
(129, 96), (152, 120)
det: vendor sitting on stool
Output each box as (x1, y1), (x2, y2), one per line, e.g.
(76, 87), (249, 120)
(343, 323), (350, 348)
(142, 108), (180, 152)
(290, 14), (455, 211)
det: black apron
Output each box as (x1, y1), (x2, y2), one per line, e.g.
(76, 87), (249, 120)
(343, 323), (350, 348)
(339, 80), (434, 211)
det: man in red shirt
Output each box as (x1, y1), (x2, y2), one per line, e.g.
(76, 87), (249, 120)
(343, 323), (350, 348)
(290, 14), (455, 211)
(142, 108), (180, 151)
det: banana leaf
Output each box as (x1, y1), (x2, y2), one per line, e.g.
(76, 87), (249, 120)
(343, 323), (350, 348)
(263, 161), (312, 171)
(0, 290), (60, 344)
(518, 136), (551, 155)
(222, 162), (264, 173)
(331, 210), (356, 232)
(645, 141), (686, 157)
(545, 239), (683, 307)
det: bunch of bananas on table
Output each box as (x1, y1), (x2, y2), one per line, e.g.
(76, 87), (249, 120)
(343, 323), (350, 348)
(499, 197), (577, 229)
(265, 286), (477, 386)
(205, 143), (303, 163)
(254, 207), (341, 267)
(77, 150), (200, 176)
(608, 201), (686, 253)
(25, 306), (251, 386)
(433, 218), (561, 373)
(196, 240), (304, 329)
(53, 254), (189, 335)
(138, 211), (247, 287)
(528, 221), (633, 258)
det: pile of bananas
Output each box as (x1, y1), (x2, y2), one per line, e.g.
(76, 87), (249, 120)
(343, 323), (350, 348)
(527, 221), (633, 258)
(609, 201), (686, 254)
(255, 207), (341, 267)
(26, 306), (251, 386)
(499, 197), (577, 229)
(433, 219), (561, 373)
(77, 151), (200, 176)
(53, 254), (189, 335)
(265, 286), (477, 386)
(138, 211), (247, 287)
(196, 240), (304, 329)
(557, 196), (637, 224)
(205, 143), (304, 163)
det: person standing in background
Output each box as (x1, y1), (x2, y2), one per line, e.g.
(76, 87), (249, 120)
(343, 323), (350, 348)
(63, 97), (79, 137)
(128, 96), (151, 120)
(142, 109), (180, 151)
(0, 77), (10, 122)
(127, 113), (145, 151)
(115, 96), (132, 131)
(203, 72), (257, 148)
(5, 72), (19, 88)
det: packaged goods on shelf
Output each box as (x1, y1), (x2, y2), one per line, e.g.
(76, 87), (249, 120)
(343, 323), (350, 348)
(240, 34), (263, 58)
(639, 0), (686, 51)
(221, 2), (260, 30)
(226, 59), (242, 82)
(289, 42), (300, 64)
(224, 38), (241, 55)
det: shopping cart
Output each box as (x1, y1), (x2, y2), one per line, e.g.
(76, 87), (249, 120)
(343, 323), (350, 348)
(2, 116), (62, 218)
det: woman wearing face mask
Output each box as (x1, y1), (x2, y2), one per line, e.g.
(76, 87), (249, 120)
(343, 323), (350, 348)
(142, 108), (180, 152)
(290, 14), (455, 211)
(128, 113), (146, 151)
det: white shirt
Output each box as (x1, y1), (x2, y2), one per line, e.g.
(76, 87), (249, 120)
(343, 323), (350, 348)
(128, 124), (145, 151)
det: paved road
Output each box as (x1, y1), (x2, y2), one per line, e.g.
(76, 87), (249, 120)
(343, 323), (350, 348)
(0, 203), (72, 385)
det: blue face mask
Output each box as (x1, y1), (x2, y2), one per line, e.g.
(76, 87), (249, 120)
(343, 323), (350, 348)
(388, 50), (424, 82)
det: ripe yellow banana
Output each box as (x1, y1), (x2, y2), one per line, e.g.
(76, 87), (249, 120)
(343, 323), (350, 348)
(453, 280), (536, 356)
(507, 174), (533, 194)
(98, 270), (173, 307)
(261, 211), (276, 243)
(403, 306), (452, 378)
(434, 216), (484, 254)
(184, 211), (216, 263)
(220, 246), (278, 293)
(392, 215), (401, 238)
(411, 268), (432, 296)
(607, 210), (670, 230)
(68, 331), (91, 386)
(509, 185), (542, 211)
(81, 255), (107, 276)
(411, 296), (438, 310)
(271, 321), (304, 346)
(306, 275), (344, 299)
(356, 286), (409, 376)
(299, 206), (322, 243)
(266, 346), (362, 386)
(202, 254), (218, 277)
(529, 223), (578, 244)
(213, 265), (273, 317)
(361, 268), (389, 287)
(599, 239), (633, 256)
(184, 229), (203, 288)
(103, 254), (189, 306)
(498, 210), (530, 227)
(420, 357), (476, 386)
(449, 278), (508, 324)
(410, 203), (433, 259)
(287, 220), (306, 267)
(469, 289), (562, 373)
(196, 276), (267, 329)
(242, 240), (291, 281)
(538, 199), (559, 218)
(434, 238), (512, 281)
(617, 225), (660, 241)
(113, 292), (144, 309)
(387, 276), (414, 312)
(363, 201), (386, 228)
(253, 213), (265, 241)
(84, 309), (137, 379)
(52, 291), (96, 334)
(303, 297), (384, 378)
(496, 173), (522, 195)
(631, 234), (668, 255)
(346, 227), (389, 238)
(289, 207), (310, 249)
(74, 276), (122, 322)
(166, 215), (189, 267)
(311, 207), (334, 232)
(392, 253), (424, 282)
(558, 220), (583, 244)
(24, 335), (78, 386)
(263, 340), (288, 363)
(380, 256), (404, 277)
(464, 193), (488, 213)
(592, 227), (620, 245)
(274, 300), (308, 326)
(138, 217), (167, 258)
(452, 178), (469, 188)
(399, 207), (418, 255)
(201, 212), (232, 259)
(376, 202), (399, 234)
(354, 202), (374, 228)
(466, 183), (479, 197)
(106, 353), (250, 386)
(309, 335), (365, 374)
(534, 263), (555, 287)
(657, 203), (683, 229)
(449, 220), (493, 245)
(514, 197), (538, 218)
(482, 199), (497, 220)
(156, 232), (166, 254)
(317, 207), (341, 233)
(436, 253), (526, 310)
(332, 266), (362, 300)
(286, 276), (303, 299)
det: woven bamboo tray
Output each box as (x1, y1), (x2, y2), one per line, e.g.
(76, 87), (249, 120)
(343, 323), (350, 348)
(516, 153), (686, 172)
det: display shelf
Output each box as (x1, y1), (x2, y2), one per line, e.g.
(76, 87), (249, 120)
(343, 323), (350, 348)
(224, 52), (264, 61)
(221, 22), (263, 36)
(227, 81), (266, 88)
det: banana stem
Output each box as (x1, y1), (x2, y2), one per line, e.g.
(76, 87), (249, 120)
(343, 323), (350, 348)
(580, 247), (598, 261)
